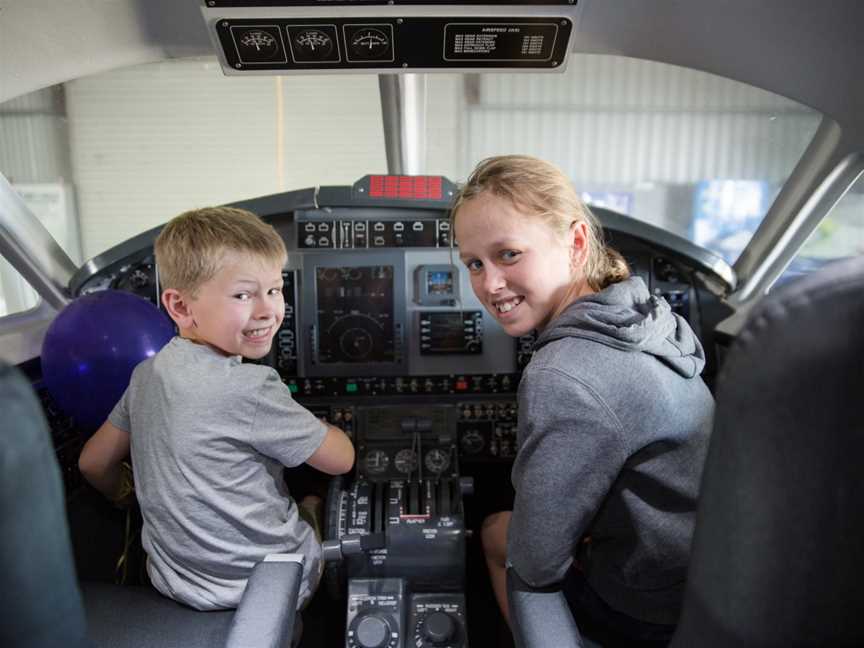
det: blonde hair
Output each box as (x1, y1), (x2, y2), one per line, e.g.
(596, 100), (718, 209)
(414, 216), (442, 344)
(154, 206), (287, 294)
(451, 155), (630, 291)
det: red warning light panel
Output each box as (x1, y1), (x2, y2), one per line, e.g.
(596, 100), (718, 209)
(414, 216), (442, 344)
(354, 174), (455, 202)
(369, 175), (442, 199)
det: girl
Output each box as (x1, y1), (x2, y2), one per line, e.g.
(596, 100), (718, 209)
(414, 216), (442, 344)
(452, 155), (713, 645)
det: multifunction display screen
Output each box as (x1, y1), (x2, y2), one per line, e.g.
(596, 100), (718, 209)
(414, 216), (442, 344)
(316, 266), (396, 364)
(420, 311), (483, 355)
(427, 270), (454, 296)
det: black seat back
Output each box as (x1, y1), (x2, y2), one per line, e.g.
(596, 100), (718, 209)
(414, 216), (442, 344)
(672, 256), (864, 646)
(0, 363), (90, 648)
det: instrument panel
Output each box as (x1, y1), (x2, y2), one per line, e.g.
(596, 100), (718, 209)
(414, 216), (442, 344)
(70, 174), (733, 466)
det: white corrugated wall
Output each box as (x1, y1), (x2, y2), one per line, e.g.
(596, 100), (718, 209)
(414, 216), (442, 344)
(64, 60), (466, 258)
(65, 59), (389, 257)
(0, 87), (72, 184)
(463, 55), (819, 187)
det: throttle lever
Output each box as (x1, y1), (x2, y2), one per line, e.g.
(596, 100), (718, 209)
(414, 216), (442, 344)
(321, 532), (386, 563)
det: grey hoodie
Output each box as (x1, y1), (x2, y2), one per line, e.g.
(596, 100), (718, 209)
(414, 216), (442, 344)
(507, 276), (713, 626)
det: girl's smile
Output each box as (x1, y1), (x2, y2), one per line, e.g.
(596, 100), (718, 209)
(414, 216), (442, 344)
(454, 192), (593, 337)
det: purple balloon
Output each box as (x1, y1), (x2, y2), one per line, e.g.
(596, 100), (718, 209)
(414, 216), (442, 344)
(41, 290), (175, 435)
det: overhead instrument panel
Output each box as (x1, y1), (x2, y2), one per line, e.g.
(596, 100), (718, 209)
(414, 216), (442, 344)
(201, 1), (581, 74)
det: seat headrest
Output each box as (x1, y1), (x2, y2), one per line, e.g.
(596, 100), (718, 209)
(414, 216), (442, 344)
(673, 256), (864, 647)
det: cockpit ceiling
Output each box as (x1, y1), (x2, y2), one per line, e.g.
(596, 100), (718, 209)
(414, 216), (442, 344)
(3, 0), (864, 143)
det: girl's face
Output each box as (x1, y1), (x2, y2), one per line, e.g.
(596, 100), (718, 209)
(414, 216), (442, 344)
(454, 192), (593, 337)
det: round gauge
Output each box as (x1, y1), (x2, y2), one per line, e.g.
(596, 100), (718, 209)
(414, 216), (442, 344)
(394, 448), (418, 474)
(364, 449), (389, 475)
(323, 312), (388, 364)
(240, 30), (278, 57)
(460, 429), (485, 455)
(293, 29), (334, 59)
(424, 448), (451, 474)
(339, 327), (375, 360)
(350, 27), (390, 60)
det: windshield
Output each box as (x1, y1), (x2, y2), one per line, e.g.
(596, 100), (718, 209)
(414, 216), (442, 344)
(459, 56), (820, 264)
(778, 171), (864, 285)
(1, 54), (819, 265)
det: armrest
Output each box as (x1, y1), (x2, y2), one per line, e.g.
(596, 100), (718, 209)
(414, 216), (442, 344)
(507, 566), (583, 648)
(225, 554), (305, 648)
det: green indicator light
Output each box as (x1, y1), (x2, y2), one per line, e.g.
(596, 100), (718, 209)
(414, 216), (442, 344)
(288, 384), (298, 393)
(346, 383), (358, 393)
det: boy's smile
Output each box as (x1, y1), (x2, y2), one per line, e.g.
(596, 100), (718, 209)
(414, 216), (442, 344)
(181, 251), (285, 358)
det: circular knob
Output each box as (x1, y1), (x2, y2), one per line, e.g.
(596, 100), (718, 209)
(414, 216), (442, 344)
(355, 615), (390, 648)
(423, 611), (456, 644)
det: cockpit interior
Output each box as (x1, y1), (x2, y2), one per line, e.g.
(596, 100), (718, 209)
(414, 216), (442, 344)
(2, 2), (863, 647)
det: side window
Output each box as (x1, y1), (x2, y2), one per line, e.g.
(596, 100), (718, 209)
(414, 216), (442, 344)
(0, 183), (83, 317)
(779, 174), (864, 284)
(0, 257), (40, 316)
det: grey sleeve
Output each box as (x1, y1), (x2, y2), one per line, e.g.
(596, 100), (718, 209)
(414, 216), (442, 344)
(107, 384), (131, 432)
(249, 370), (327, 468)
(508, 368), (628, 588)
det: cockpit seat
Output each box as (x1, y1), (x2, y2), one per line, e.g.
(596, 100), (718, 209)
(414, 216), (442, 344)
(509, 255), (864, 648)
(0, 361), (304, 648)
(671, 255), (864, 646)
(81, 582), (235, 647)
(0, 362), (89, 648)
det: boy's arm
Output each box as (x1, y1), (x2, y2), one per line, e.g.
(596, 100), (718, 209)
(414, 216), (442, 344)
(78, 420), (132, 503)
(305, 423), (355, 475)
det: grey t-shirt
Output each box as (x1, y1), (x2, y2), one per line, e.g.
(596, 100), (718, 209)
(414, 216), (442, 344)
(109, 336), (327, 611)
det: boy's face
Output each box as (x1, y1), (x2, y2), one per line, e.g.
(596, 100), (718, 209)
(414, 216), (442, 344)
(181, 251), (285, 358)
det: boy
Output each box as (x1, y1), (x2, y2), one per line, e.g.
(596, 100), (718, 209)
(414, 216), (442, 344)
(78, 206), (354, 611)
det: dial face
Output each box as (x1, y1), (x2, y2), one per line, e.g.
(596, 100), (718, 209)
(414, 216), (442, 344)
(460, 429), (485, 455)
(364, 449), (390, 475)
(231, 26), (285, 64)
(424, 448), (451, 474)
(294, 29), (334, 59)
(240, 30), (278, 56)
(394, 448), (418, 474)
(339, 325), (375, 360)
(350, 28), (390, 59)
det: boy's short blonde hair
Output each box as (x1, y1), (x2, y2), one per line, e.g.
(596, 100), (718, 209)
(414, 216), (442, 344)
(154, 207), (287, 295)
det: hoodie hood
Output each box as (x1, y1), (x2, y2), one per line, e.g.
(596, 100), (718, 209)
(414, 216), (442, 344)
(535, 276), (706, 378)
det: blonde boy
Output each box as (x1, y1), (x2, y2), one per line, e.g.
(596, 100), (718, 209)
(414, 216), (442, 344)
(79, 207), (354, 610)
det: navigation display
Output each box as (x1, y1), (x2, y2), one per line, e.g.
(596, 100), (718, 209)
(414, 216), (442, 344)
(316, 265), (397, 364)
